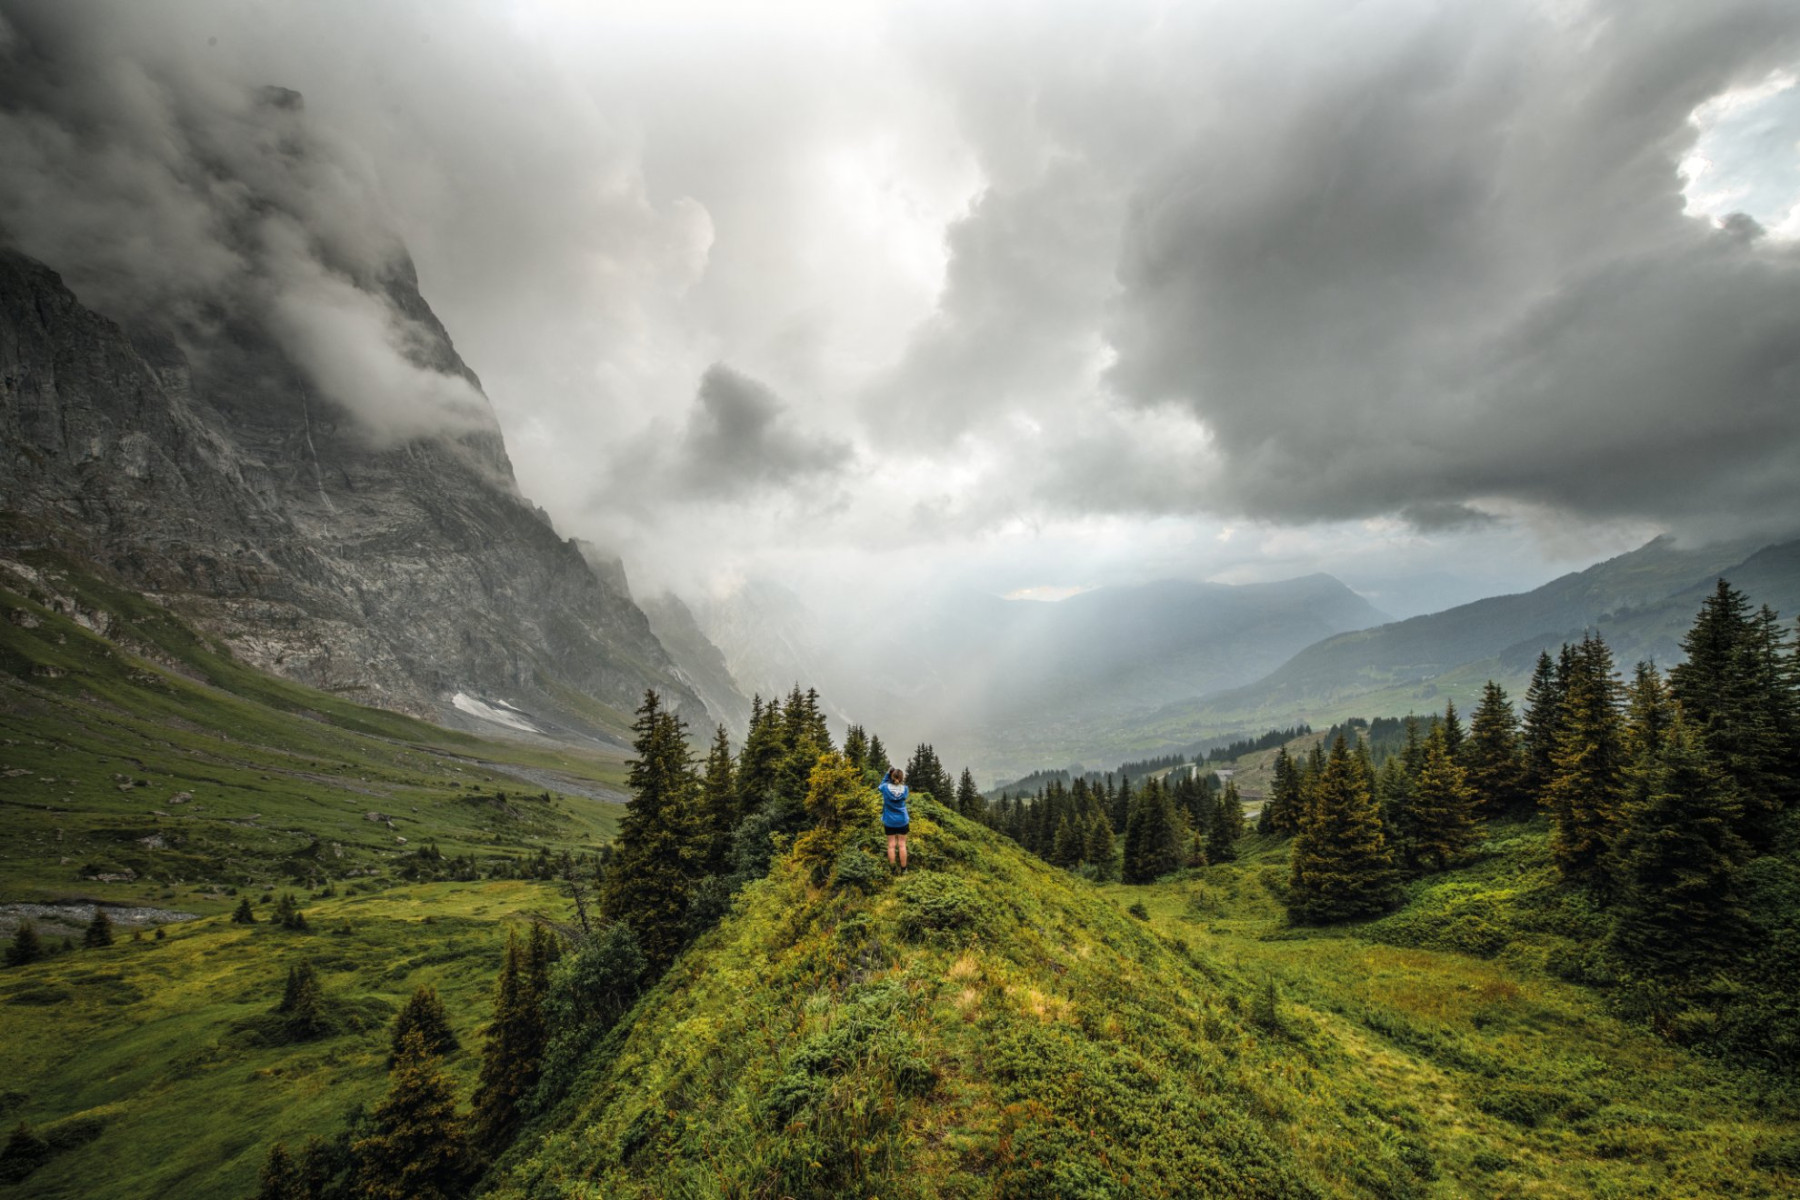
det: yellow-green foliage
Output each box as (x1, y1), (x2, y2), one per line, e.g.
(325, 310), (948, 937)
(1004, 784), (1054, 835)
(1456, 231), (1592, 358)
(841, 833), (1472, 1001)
(488, 811), (1800, 1200)
(492, 802), (1415, 1199)
(0, 881), (561, 1200)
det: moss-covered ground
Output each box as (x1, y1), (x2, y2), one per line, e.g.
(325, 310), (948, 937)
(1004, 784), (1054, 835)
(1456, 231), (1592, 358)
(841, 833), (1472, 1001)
(0, 880), (557, 1199)
(490, 808), (1800, 1199)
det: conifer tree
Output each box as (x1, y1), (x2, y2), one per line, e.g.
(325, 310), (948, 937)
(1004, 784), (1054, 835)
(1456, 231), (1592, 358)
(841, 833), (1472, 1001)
(277, 961), (329, 1039)
(472, 929), (551, 1154)
(1463, 680), (1525, 816)
(83, 907), (113, 948)
(231, 897), (257, 924)
(1440, 699), (1465, 760)
(1260, 748), (1303, 836)
(843, 725), (870, 773)
(1206, 779), (1246, 863)
(736, 695), (785, 818)
(1287, 735), (1398, 923)
(955, 768), (981, 818)
(1083, 812), (1116, 876)
(390, 985), (460, 1066)
(1409, 724), (1478, 872)
(792, 751), (871, 883)
(1521, 650), (1563, 800)
(1545, 634), (1627, 888)
(1111, 774), (1132, 840)
(272, 892), (308, 931)
(1375, 753), (1416, 868)
(904, 743), (953, 801)
(354, 1029), (468, 1200)
(866, 734), (890, 780)
(1669, 581), (1797, 849)
(699, 724), (738, 876)
(4, 921), (42, 968)
(1608, 717), (1751, 979)
(255, 1142), (305, 1200)
(601, 691), (703, 971)
(1122, 778), (1182, 883)
(1051, 815), (1082, 868)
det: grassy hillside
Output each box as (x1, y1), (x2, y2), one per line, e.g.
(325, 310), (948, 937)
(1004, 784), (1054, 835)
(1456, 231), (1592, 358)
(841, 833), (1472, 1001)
(0, 880), (561, 1200)
(0, 550), (631, 911)
(490, 803), (1800, 1199)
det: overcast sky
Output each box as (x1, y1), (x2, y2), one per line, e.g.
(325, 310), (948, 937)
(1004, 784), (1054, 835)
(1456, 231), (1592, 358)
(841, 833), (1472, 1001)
(3, 0), (1798, 619)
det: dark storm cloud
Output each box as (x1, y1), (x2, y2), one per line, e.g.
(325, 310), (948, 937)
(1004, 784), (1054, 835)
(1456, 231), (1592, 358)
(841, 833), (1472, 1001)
(1093, 0), (1800, 533)
(0, 0), (494, 445)
(602, 364), (852, 509)
(882, 0), (1800, 539)
(679, 364), (850, 497)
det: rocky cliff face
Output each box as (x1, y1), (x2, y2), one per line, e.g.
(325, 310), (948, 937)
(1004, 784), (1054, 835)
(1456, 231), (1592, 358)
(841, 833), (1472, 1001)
(0, 243), (707, 743)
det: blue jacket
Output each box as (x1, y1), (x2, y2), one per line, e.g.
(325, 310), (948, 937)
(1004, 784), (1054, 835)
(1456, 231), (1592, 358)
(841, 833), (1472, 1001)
(879, 779), (910, 828)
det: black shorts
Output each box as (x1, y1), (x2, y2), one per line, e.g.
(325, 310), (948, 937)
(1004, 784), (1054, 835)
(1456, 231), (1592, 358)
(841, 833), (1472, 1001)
(884, 823), (910, 836)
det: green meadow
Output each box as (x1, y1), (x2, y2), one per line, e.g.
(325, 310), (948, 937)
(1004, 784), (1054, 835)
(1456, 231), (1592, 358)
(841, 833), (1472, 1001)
(489, 804), (1800, 1199)
(3, 550), (1798, 1198)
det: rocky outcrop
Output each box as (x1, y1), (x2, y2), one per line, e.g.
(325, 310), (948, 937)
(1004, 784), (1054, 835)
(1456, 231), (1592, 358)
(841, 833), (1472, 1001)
(0, 244), (706, 742)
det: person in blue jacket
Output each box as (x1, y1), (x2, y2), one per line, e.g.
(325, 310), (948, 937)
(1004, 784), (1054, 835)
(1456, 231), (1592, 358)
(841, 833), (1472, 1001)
(879, 766), (910, 871)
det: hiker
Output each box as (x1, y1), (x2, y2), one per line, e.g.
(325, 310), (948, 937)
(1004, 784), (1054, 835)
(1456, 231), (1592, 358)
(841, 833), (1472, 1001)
(879, 766), (910, 871)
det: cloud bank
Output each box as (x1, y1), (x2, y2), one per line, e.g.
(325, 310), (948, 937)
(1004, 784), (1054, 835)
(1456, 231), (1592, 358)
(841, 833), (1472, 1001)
(1, 0), (1797, 604)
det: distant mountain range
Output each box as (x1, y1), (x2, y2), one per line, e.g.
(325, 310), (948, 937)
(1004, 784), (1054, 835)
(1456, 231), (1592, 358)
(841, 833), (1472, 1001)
(1126, 535), (1800, 751)
(693, 573), (1389, 779)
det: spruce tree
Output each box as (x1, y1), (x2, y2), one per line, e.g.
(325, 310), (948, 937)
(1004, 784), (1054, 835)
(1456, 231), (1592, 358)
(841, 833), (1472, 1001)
(1521, 650), (1563, 801)
(601, 691), (703, 971)
(272, 892), (308, 931)
(471, 929), (550, 1155)
(1287, 735), (1398, 924)
(1051, 816), (1082, 868)
(1669, 581), (1796, 849)
(1608, 717), (1751, 980)
(955, 768), (981, 818)
(231, 897), (257, 924)
(699, 724), (738, 877)
(1111, 774), (1132, 841)
(843, 725), (870, 774)
(255, 1142), (305, 1200)
(1464, 680), (1525, 816)
(1260, 748), (1303, 836)
(354, 1029), (468, 1200)
(736, 696), (786, 818)
(866, 734), (891, 780)
(1083, 812), (1116, 876)
(391, 985), (460, 1066)
(1440, 700), (1465, 760)
(1206, 779), (1246, 863)
(1122, 778), (1182, 883)
(904, 743), (953, 802)
(83, 907), (114, 948)
(1409, 723), (1478, 872)
(1376, 749), (1416, 869)
(277, 962), (329, 1040)
(1545, 634), (1627, 888)
(4, 921), (42, 968)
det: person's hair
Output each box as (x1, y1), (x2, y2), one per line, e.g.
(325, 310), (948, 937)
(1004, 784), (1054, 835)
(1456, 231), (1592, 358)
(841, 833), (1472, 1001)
(889, 768), (905, 784)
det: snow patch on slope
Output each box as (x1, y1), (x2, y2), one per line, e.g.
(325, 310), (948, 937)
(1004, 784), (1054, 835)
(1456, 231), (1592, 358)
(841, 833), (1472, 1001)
(452, 691), (542, 734)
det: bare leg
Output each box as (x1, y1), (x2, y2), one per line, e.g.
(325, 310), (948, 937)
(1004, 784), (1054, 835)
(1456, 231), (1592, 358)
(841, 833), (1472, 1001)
(887, 834), (899, 865)
(898, 836), (908, 870)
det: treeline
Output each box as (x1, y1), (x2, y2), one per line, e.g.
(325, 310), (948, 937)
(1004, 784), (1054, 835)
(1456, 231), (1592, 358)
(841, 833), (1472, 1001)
(1206, 725), (1311, 763)
(983, 767), (1246, 883)
(1262, 581), (1800, 1062)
